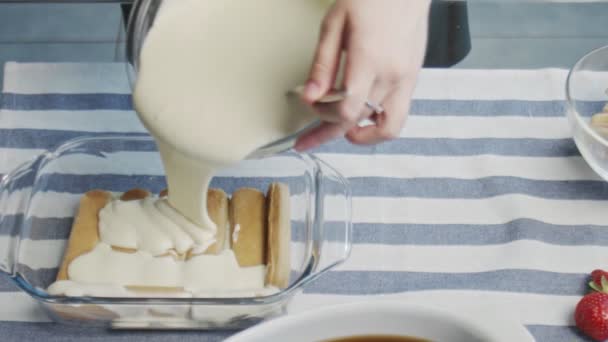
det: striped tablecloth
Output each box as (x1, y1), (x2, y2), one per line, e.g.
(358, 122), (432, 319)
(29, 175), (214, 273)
(1, 62), (606, 342)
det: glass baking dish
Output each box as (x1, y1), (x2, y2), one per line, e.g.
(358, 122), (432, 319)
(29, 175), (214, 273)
(0, 135), (352, 329)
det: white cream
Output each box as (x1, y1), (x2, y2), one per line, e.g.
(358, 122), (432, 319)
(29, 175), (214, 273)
(50, 196), (278, 298)
(132, 0), (326, 230)
(99, 197), (216, 256)
(48, 280), (133, 297)
(66, 243), (272, 294)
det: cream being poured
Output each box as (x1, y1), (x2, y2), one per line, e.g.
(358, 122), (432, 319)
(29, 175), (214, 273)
(132, 0), (326, 233)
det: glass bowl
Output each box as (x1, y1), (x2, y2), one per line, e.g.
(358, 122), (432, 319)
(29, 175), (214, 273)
(0, 135), (352, 329)
(566, 45), (608, 181)
(124, 0), (321, 160)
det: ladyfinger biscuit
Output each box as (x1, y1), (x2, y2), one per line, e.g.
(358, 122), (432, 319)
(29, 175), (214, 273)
(229, 188), (267, 267)
(265, 183), (291, 289)
(203, 188), (229, 255)
(52, 303), (119, 321)
(111, 246), (138, 254)
(120, 188), (151, 201)
(591, 113), (608, 137)
(56, 190), (112, 281)
(126, 285), (188, 295)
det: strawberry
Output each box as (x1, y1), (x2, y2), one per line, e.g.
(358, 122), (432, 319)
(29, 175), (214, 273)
(575, 270), (608, 341)
(575, 292), (608, 341)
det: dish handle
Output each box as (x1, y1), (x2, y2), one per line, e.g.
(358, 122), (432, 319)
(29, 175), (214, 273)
(301, 155), (353, 287)
(0, 157), (40, 276)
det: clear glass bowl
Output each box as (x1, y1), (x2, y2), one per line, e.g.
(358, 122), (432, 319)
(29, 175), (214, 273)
(0, 135), (352, 329)
(125, 0), (321, 159)
(566, 45), (608, 181)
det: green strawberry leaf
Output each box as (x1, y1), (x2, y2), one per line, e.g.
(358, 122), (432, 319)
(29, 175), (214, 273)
(590, 280), (602, 292)
(601, 276), (608, 292)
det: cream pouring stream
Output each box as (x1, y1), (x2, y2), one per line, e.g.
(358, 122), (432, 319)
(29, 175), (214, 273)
(132, 0), (326, 232)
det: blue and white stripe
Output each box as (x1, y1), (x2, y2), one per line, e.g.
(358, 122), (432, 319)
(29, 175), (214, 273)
(0, 63), (605, 341)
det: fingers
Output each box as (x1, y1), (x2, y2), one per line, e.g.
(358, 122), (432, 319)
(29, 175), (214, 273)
(304, 54), (391, 148)
(310, 82), (383, 124)
(337, 44), (377, 125)
(300, 5), (419, 150)
(365, 79), (391, 116)
(297, 42), (379, 151)
(303, 9), (346, 103)
(295, 80), (408, 151)
(294, 121), (345, 151)
(346, 81), (413, 145)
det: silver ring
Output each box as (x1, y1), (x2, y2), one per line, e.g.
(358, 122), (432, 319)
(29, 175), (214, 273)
(365, 100), (385, 114)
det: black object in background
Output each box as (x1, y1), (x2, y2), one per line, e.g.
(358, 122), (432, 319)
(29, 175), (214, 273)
(425, 1), (471, 67)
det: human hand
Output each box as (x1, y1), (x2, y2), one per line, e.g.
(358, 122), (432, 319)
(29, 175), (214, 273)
(295, 0), (430, 151)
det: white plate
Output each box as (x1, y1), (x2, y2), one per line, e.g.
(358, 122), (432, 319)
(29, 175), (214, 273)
(226, 301), (534, 342)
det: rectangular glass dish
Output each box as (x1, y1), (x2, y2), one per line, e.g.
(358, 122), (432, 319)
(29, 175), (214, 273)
(0, 135), (351, 329)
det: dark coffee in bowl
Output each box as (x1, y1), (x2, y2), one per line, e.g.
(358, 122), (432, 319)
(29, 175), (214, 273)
(324, 335), (432, 342)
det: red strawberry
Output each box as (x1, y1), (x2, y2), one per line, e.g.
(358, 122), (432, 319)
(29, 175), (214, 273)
(575, 292), (608, 341)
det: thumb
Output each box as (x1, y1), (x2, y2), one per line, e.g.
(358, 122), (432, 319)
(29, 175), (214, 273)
(303, 10), (345, 103)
